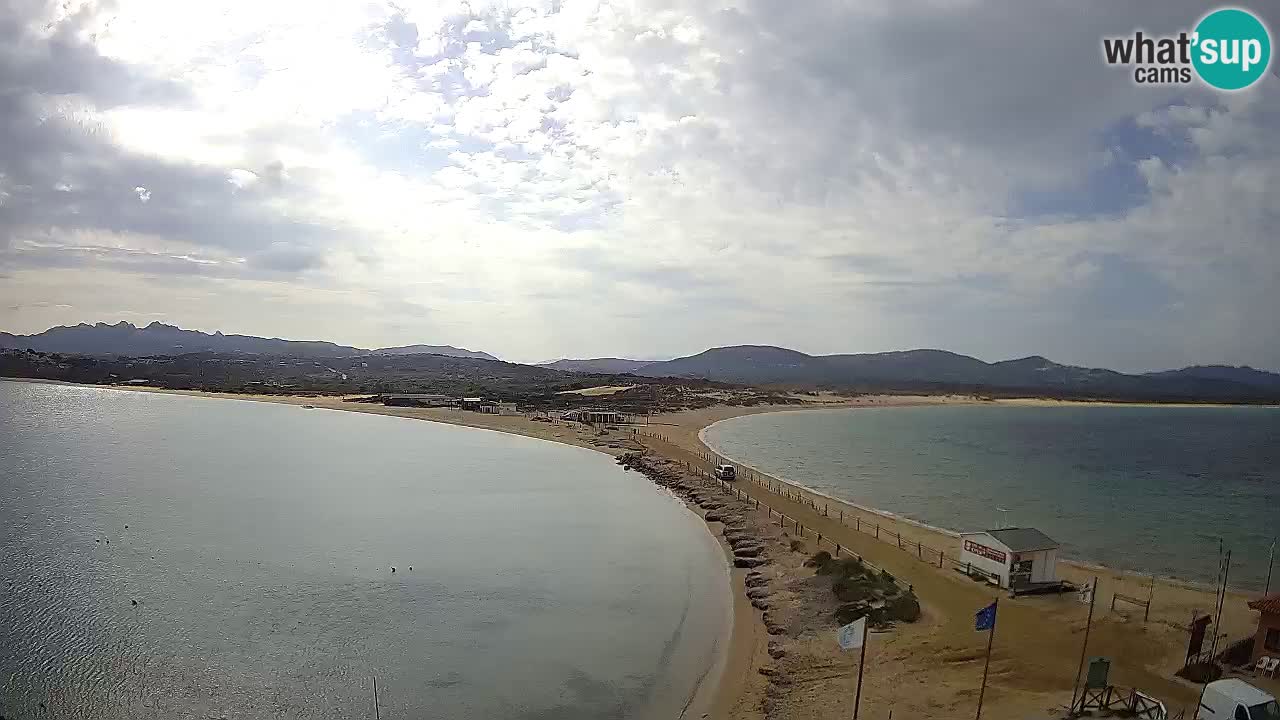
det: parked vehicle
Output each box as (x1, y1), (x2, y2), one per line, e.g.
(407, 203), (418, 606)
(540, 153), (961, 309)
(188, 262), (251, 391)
(714, 464), (736, 481)
(1197, 679), (1279, 720)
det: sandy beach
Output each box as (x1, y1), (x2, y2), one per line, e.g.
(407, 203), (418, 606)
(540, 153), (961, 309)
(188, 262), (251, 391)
(6, 379), (1270, 718)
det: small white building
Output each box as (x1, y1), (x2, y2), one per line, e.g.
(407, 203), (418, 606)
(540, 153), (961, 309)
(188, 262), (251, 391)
(959, 527), (1059, 590)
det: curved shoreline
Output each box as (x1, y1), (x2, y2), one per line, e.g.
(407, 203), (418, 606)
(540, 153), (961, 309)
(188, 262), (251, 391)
(6, 380), (1270, 717)
(0, 379), (736, 720)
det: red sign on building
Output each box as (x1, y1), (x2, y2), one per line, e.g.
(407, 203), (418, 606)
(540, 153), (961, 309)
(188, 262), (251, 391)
(965, 540), (1007, 565)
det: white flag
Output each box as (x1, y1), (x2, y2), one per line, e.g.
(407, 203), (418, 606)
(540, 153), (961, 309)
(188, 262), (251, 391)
(1078, 580), (1095, 605)
(837, 616), (866, 651)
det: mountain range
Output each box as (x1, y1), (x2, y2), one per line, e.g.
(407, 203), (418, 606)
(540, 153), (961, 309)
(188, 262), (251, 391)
(4, 323), (1279, 401)
(0, 322), (495, 361)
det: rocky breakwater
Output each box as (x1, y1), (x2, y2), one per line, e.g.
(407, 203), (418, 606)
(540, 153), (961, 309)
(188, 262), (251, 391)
(617, 451), (803, 712)
(617, 450), (924, 719)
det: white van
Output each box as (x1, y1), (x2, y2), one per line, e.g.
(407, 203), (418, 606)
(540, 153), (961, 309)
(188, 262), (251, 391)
(1197, 679), (1279, 720)
(714, 464), (736, 481)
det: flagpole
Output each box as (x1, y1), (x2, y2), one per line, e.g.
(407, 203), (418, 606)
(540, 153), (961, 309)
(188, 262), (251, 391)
(853, 618), (869, 720)
(975, 596), (998, 720)
(1069, 577), (1098, 714)
(1266, 539), (1275, 597)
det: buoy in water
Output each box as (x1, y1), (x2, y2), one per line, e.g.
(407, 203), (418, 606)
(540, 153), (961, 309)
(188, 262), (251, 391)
(131, 599), (138, 606)
(391, 567), (396, 573)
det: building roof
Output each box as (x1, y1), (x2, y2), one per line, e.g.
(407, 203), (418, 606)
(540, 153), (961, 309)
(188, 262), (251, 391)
(983, 527), (1059, 552)
(1248, 594), (1280, 615)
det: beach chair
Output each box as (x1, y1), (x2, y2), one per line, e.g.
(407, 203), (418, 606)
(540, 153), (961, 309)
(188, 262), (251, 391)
(1254, 656), (1272, 675)
(1266, 657), (1280, 678)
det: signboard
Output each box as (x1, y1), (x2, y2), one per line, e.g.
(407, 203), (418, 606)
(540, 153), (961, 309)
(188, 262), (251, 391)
(964, 539), (1007, 565)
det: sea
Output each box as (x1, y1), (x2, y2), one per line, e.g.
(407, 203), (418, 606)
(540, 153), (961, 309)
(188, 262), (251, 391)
(0, 380), (730, 719)
(703, 403), (1280, 590)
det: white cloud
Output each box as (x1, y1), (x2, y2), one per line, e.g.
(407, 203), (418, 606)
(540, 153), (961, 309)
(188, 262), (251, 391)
(1, 0), (1278, 370)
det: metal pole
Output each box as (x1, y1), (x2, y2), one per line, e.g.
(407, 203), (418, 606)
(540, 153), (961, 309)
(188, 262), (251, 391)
(1266, 539), (1275, 597)
(372, 676), (381, 720)
(853, 618), (869, 720)
(975, 597), (998, 720)
(1070, 577), (1098, 714)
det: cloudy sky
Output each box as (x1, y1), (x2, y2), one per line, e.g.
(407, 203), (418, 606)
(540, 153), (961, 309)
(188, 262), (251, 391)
(1, 0), (1277, 370)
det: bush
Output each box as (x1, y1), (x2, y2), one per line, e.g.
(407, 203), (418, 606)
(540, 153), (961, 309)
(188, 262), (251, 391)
(832, 576), (876, 603)
(831, 557), (867, 578)
(805, 551), (833, 569)
(834, 603), (869, 626)
(885, 592), (921, 623)
(789, 539), (806, 553)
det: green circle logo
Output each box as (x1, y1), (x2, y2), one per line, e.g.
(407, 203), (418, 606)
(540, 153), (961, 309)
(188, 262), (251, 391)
(1192, 8), (1271, 90)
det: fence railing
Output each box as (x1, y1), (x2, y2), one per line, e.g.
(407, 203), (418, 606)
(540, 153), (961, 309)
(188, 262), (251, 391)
(674, 457), (916, 595)
(632, 429), (1003, 586)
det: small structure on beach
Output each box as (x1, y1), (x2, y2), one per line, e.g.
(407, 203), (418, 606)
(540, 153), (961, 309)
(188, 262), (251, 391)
(1248, 594), (1280, 664)
(561, 409), (631, 424)
(380, 393), (454, 407)
(959, 527), (1060, 590)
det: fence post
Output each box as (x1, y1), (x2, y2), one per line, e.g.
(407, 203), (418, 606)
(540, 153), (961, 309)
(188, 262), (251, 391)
(856, 517), (860, 532)
(897, 535), (902, 550)
(836, 543), (842, 555)
(917, 541), (922, 559)
(938, 551), (944, 568)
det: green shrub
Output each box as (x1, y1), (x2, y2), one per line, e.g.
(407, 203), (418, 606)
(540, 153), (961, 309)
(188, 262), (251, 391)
(832, 557), (867, 578)
(885, 592), (921, 623)
(832, 576), (876, 603)
(805, 551), (833, 569)
(833, 603), (868, 626)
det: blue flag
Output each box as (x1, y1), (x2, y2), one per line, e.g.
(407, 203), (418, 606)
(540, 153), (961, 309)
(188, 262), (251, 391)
(975, 601), (997, 631)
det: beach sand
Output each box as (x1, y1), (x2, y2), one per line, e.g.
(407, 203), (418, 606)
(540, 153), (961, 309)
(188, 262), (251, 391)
(8, 380), (1267, 718)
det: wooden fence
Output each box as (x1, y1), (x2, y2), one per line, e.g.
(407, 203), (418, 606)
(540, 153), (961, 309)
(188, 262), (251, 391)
(631, 429), (1004, 587)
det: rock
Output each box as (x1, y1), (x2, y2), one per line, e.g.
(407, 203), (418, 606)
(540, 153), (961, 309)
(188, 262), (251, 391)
(704, 512), (722, 523)
(733, 546), (764, 558)
(734, 556), (767, 568)
(747, 587), (770, 600)
(751, 598), (770, 611)
(745, 575), (768, 588)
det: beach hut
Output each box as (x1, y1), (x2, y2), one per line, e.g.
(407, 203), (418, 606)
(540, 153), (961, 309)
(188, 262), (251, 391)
(1247, 594), (1280, 664)
(959, 527), (1060, 590)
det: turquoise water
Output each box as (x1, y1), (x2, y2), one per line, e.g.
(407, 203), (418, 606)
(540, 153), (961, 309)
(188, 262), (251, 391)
(704, 404), (1279, 589)
(0, 381), (729, 719)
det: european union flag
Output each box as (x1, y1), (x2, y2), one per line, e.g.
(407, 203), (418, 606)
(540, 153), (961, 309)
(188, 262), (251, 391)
(975, 601), (997, 631)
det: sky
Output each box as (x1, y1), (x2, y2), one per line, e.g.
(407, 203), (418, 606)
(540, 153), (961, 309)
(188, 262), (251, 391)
(1, 0), (1277, 371)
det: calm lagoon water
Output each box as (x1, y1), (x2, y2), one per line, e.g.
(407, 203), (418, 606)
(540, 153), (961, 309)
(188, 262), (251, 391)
(704, 404), (1280, 589)
(0, 380), (729, 719)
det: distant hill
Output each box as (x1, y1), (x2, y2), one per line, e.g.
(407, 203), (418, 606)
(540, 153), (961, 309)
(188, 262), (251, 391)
(1144, 365), (1280, 390)
(632, 345), (1280, 401)
(0, 321), (362, 358)
(540, 358), (656, 374)
(0, 322), (498, 361)
(373, 345), (499, 361)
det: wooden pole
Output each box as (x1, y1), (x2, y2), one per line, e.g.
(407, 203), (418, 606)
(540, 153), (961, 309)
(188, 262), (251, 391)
(372, 676), (381, 720)
(1070, 577), (1098, 713)
(975, 597), (998, 720)
(853, 618), (869, 720)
